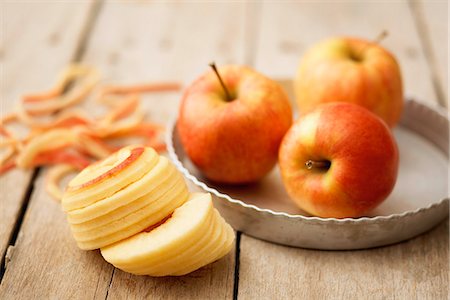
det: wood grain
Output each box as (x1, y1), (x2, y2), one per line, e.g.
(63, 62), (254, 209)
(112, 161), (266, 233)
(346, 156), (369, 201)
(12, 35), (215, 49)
(107, 254), (235, 300)
(238, 2), (449, 299)
(0, 1), (94, 272)
(252, 1), (437, 106)
(239, 220), (448, 299)
(0, 171), (113, 299)
(0, 2), (116, 299)
(413, 0), (448, 105)
(81, 2), (248, 297)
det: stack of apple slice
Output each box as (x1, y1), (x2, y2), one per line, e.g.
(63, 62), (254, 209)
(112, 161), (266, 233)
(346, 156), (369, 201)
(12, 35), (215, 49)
(61, 145), (234, 276)
(101, 193), (235, 276)
(62, 145), (190, 250)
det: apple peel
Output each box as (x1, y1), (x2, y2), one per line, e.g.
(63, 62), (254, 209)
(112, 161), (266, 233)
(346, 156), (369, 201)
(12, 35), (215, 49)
(0, 63), (176, 201)
(46, 164), (78, 200)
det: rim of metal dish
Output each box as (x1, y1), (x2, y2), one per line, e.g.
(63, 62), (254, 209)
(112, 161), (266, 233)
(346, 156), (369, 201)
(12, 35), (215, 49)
(166, 99), (449, 225)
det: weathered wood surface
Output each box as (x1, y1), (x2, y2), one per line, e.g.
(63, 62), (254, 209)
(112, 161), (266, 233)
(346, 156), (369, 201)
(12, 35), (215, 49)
(0, 172), (113, 299)
(239, 220), (448, 300)
(0, 2), (116, 299)
(0, 1), (94, 276)
(0, 1), (448, 299)
(413, 0), (448, 106)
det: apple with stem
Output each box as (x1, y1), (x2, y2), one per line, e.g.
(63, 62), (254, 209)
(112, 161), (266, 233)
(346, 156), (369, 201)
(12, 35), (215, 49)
(279, 102), (399, 218)
(178, 63), (292, 184)
(294, 32), (403, 127)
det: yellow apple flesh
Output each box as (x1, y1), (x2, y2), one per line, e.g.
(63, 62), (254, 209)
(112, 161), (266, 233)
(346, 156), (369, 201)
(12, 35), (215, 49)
(100, 193), (235, 276)
(61, 148), (189, 250)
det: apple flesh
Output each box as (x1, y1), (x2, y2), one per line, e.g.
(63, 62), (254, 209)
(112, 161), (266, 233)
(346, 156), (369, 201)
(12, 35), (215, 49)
(100, 193), (235, 276)
(62, 146), (158, 211)
(294, 37), (403, 127)
(62, 150), (190, 250)
(178, 65), (293, 184)
(68, 146), (144, 192)
(279, 103), (399, 218)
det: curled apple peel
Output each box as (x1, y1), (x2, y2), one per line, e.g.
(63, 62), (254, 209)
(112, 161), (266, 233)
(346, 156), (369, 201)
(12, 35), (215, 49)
(0, 64), (180, 200)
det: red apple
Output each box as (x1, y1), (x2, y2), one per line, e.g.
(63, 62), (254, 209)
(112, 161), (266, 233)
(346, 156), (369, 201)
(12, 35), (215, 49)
(279, 102), (399, 218)
(178, 64), (292, 184)
(294, 36), (403, 127)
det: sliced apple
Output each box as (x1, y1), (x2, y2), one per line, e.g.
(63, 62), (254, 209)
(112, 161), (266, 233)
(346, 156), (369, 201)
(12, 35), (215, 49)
(66, 156), (176, 223)
(74, 183), (188, 250)
(122, 209), (219, 274)
(100, 193), (234, 276)
(68, 163), (180, 230)
(100, 193), (214, 267)
(142, 210), (232, 276)
(62, 146), (158, 211)
(172, 210), (235, 276)
(72, 178), (188, 240)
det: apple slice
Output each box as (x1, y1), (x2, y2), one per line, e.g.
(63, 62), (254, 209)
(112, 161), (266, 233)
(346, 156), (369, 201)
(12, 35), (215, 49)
(101, 193), (234, 276)
(124, 210), (221, 275)
(68, 164), (180, 230)
(66, 156), (176, 223)
(62, 146), (158, 211)
(165, 212), (229, 276)
(112, 208), (234, 276)
(72, 177), (187, 240)
(100, 193), (214, 268)
(74, 183), (188, 250)
(172, 210), (235, 276)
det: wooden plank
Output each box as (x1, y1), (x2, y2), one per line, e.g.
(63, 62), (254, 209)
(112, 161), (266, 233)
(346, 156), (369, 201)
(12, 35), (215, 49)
(81, 2), (247, 297)
(413, 0), (448, 105)
(239, 2), (449, 299)
(0, 1), (93, 273)
(0, 2), (116, 299)
(0, 171), (113, 299)
(252, 1), (437, 107)
(239, 220), (448, 299)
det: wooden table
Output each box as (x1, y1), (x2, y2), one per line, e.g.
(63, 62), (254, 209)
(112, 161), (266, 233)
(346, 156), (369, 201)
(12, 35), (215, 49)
(1, 1), (448, 299)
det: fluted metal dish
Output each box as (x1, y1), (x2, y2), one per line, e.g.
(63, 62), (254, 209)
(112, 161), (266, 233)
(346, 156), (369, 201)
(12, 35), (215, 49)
(167, 99), (449, 250)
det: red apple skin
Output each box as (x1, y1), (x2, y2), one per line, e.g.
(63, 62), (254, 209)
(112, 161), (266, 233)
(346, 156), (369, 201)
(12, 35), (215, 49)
(67, 146), (144, 192)
(178, 65), (292, 184)
(279, 103), (399, 218)
(294, 37), (403, 127)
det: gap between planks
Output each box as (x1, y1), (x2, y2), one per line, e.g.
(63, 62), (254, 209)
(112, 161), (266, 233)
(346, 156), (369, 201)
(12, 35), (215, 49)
(0, 0), (104, 285)
(232, 3), (263, 299)
(408, 0), (447, 108)
(0, 169), (39, 282)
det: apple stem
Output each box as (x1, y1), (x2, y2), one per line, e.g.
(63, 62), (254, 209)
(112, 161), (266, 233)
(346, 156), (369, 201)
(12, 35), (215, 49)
(373, 30), (389, 45)
(355, 30), (389, 61)
(209, 62), (233, 102)
(305, 160), (331, 170)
